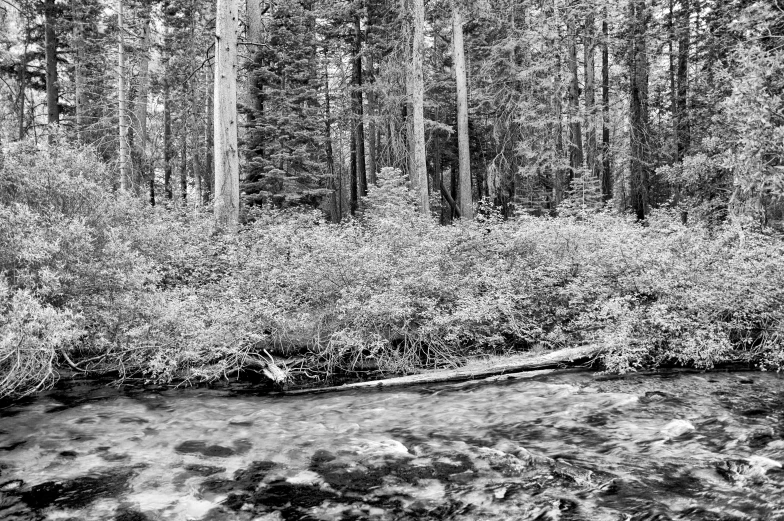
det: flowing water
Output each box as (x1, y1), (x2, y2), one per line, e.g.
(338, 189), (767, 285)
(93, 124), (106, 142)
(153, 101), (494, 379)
(1, 370), (783, 521)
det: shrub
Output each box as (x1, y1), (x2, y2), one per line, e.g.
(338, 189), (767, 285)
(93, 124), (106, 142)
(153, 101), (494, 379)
(1, 144), (783, 398)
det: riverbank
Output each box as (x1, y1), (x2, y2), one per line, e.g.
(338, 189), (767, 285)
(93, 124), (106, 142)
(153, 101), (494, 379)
(2, 143), (784, 401)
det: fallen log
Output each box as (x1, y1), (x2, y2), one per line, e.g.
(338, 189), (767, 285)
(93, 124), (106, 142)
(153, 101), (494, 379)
(285, 344), (600, 395)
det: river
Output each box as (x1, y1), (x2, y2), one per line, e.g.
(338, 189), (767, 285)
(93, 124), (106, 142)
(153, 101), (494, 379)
(0, 370), (782, 520)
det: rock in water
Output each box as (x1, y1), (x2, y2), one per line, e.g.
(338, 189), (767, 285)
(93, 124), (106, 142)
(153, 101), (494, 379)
(660, 419), (695, 438)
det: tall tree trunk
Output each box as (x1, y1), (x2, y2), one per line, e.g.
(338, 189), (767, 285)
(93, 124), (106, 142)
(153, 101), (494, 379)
(246, 0), (263, 116)
(584, 9), (597, 179)
(44, 0), (59, 130)
(676, 0), (690, 160)
(669, 0), (678, 160)
(134, 12), (151, 194)
(411, 0), (429, 214)
(629, 0), (650, 220)
(553, 52), (565, 206)
(73, 19), (85, 143)
(566, 13), (583, 179)
(350, 123), (358, 215)
(180, 133), (188, 202)
(193, 134), (202, 206)
(324, 48), (340, 222)
(118, 0), (130, 190)
(17, 35), (27, 140)
(163, 79), (172, 200)
(352, 12), (368, 198)
(204, 63), (214, 204)
(452, 1), (472, 219)
(601, 9), (612, 201)
(214, 0), (240, 232)
(366, 52), (378, 187)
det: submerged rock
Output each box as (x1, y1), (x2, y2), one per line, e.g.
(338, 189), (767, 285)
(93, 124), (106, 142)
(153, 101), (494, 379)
(660, 419), (695, 439)
(20, 468), (136, 511)
(174, 440), (235, 458)
(715, 456), (782, 484)
(114, 508), (151, 521)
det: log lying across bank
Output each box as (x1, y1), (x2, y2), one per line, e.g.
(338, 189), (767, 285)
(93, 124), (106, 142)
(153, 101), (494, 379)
(286, 344), (600, 395)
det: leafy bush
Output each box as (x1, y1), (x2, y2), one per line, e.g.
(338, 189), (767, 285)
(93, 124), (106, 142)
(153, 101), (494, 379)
(1, 142), (783, 398)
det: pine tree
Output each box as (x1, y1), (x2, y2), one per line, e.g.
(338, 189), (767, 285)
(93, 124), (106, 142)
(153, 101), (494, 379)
(242, 2), (329, 207)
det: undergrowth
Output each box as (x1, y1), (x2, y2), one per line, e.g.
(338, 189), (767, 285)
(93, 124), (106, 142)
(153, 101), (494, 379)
(1, 142), (783, 398)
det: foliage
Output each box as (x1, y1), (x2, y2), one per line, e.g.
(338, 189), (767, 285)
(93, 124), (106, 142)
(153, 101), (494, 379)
(242, 2), (328, 207)
(2, 144), (784, 399)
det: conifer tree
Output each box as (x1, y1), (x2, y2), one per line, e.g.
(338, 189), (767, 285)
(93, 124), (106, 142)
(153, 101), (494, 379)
(242, 2), (328, 207)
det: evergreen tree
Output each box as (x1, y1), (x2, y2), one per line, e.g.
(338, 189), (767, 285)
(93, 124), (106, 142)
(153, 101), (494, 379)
(242, 2), (329, 208)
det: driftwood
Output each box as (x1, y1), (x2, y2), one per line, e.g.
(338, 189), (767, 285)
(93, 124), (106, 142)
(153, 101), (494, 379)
(285, 344), (599, 395)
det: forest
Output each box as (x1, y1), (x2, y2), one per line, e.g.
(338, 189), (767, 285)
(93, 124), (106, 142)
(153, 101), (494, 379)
(0, 0), (783, 400)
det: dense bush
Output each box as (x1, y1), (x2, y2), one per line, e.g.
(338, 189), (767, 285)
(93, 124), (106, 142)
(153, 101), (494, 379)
(1, 145), (783, 398)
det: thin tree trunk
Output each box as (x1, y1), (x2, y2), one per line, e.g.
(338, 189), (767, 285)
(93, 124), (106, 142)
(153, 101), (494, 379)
(629, 0), (650, 220)
(411, 0), (429, 214)
(180, 133), (188, 202)
(601, 9), (612, 201)
(352, 12), (368, 197)
(554, 52), (565, 205)
(204, 63), (214, 204)
(246, 0), (263, 117)
(214, 0), (241, 232)
(164, 79), (172, 200)
(584, 9), (597, 179)
(324, 48), (340, 222)
(452, 1), (472, 219)
(118, 0), (130, 190)
(567, 13), (583, 179)
(73, 20), (85, 143)
(17, 34), (27, 140)
(44, 0), (59, 130)
(669, 0), (678, 160)
(676, 0), (690, 160)
(366, 51), (378, 187)
(134, 12), (151, 194)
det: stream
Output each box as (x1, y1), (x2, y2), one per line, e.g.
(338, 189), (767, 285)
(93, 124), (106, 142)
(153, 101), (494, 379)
(0, 370), (783, 520)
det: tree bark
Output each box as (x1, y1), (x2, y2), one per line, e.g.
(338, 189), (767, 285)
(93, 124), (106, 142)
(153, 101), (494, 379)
(584, 9), (598, 179)
(553, 52), (565, 205)
(351, 12), (368, 198)
(411, 0), (429, 214)
(246, 0), (263, 115)
(214, 0), (241, 232)
(629, 0), (651, 220)
(566, 13), (583, 179)
(118, 0), (130, 190)
(452, 1), (472, 219)
(44, 0), (59, 129)
(324, 48), (340, 222)
(204, 63), (214, 204)
(17, 30), (27, 140)
(669, 0), (678, 160)
(133, 11), (151, 193)
(676, 0), (690, 160)
(350, 123), (358, 215)
(163, 79), (172, 200)
(73, 19), (85, 143)
(180, 133), (188, 202)
(601, 10), (612, 201)
(366, 51), (378, 187)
